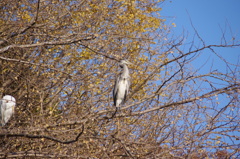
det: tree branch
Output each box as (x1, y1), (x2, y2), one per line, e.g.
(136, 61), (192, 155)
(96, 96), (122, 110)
(0, 36), (95, 53)
(121, 84), (239, 117)
(0, 151), (85, 158)
(0, 125), (84, 144)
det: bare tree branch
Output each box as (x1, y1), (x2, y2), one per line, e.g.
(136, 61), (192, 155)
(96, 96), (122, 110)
(121, 84), (239, 116)
(0, 125), (84, 144)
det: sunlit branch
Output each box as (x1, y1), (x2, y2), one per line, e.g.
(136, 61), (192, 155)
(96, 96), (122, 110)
(0, 36), (95, 53)
(120, 84), (239, 117)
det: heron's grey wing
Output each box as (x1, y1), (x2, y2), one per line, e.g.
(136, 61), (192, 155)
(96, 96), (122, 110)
(113, 77), (120, 106)
(123, 77), (130, 103)
(127, 76), (130, 95)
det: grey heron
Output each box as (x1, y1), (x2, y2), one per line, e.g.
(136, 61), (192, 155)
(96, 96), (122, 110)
(113, 60), (131, 107)
(0, 95), (16, 126)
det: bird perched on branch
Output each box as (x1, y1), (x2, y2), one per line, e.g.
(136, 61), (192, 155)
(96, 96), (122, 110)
(113, 60), (132, 107)
(0, 95), (16, 126)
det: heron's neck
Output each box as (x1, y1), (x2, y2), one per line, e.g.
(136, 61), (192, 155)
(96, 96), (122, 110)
(122, 64), (129, 77)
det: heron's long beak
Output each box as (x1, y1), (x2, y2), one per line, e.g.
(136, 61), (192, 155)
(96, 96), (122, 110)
(126, 61), (132, 65)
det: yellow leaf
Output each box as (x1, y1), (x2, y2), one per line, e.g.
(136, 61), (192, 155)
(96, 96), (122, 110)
(215, 141), (221, 144)
(22, 12), (31, 22)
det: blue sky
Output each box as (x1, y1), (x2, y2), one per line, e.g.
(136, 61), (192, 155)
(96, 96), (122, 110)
(161, 0), (240, 73)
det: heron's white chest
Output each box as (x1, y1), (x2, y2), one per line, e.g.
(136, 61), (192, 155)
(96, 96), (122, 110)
(6, 103), (15, 112)
(117, 79), (128, 97)
(3, 103), (15, 123)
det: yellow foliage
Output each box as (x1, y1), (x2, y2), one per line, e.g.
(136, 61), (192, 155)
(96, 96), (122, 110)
(0, 0), (173, 157)
(172, 22), (176, 27)
(21, 12), (31, 22)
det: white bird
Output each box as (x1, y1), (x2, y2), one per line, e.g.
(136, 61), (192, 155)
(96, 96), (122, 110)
(0, 95), (16, 126)
(113, 60), (131, 107)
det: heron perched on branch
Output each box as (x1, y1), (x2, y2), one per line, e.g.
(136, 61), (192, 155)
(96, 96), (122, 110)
(0, 95), (16, 126)
(113, 60), (132, 107)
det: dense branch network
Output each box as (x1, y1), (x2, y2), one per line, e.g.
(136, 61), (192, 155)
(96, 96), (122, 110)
(0, 0), (239, 158)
